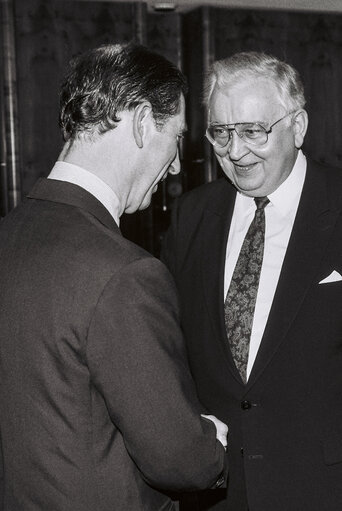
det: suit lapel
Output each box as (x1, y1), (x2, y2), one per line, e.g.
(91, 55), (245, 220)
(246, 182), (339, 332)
(27, 178), (120, 233)
(200, 181), (243, 381)
(248, 160), (341, 386)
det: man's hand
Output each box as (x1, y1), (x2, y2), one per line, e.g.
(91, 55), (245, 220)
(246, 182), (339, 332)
(201, 414), (228, 450)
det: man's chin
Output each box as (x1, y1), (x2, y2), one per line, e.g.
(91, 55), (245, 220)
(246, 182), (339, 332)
(138, 195), (152, 211)
(125, 196), (151, 214)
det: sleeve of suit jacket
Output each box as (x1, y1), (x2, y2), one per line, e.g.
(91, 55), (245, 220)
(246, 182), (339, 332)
(86, 256), (227, 492)
(0, 427), (3, 507)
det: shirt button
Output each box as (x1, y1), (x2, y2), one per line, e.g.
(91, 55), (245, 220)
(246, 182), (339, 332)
(241, 400), (252, 410)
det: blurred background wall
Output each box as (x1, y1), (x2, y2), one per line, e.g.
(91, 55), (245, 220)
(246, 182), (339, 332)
(1, 0), (342, 255)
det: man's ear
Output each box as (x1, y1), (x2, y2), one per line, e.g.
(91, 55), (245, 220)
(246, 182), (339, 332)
(133, 102), (153, 149)
(292, 109), (308, 149)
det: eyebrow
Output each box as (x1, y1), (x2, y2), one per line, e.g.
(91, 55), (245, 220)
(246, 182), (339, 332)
(209, 120), (268, 126)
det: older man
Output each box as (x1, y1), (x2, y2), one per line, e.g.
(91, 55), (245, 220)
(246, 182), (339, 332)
(162, 51), (342, 510)
(0, 44), (228, 511)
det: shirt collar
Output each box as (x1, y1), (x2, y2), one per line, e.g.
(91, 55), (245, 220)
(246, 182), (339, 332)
(268, 150), (306, 218)
(48, 161), (121, 226)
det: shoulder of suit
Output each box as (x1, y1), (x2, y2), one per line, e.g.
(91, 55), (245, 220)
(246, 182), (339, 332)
(307, 157), (342, 180)
(35, 197), (157, 273)
(307, 157), (342, 207)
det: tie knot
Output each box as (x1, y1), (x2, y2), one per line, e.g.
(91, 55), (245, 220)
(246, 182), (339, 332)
(254, 196), (269, 210)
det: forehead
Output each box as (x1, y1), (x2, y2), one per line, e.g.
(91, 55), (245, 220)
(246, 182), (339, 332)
(209, 79), (284, 123)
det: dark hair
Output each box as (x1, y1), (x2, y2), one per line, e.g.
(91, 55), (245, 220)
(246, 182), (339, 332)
(59, 43), (188, 141)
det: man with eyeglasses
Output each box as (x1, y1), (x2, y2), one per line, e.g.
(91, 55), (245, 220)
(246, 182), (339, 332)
(162, 51), (342, 511)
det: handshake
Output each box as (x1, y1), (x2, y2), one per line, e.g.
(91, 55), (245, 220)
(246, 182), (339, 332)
(202, 414), (228, 451)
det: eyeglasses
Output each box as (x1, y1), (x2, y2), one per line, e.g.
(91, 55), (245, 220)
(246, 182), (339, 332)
(206, 112), (296, 148)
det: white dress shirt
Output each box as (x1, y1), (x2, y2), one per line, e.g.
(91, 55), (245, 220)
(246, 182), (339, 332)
(224, 150), (307, 379)
(48, 161), (121, 227)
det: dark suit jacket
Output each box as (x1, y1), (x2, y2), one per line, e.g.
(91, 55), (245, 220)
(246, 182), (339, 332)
(162, 159), (342, 511)
(0, 178), (226, 511)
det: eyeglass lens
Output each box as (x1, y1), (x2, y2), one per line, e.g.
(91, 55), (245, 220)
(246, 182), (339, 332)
(207, 123), (268, 147)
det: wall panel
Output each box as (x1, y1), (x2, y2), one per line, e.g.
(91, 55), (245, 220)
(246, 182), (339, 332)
(14, 0), (141, 194)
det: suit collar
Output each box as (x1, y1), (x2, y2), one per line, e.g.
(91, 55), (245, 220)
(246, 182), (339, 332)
(48, 161), (121, 226)
(267, 149), (306, 219)
(200, 161), (342, 387)
(27, 178), (120, 234)
(247, 159), (341, 387)
(200, 180), (243, 382)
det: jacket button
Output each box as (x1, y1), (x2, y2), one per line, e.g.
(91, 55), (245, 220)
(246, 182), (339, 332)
(241, 400), (252, 410)
(240, 447), (244, 457)
(215, 474), (225, 488)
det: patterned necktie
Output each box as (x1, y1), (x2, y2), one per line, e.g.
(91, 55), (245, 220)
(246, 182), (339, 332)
(224, 196), (269, 383)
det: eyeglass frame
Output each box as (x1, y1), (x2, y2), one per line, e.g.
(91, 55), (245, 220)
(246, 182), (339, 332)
(205, 111), (297, 148)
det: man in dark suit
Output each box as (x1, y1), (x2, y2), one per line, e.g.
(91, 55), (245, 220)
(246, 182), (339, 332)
(0, 43), (228, 511)
(162, 51), (342, 511)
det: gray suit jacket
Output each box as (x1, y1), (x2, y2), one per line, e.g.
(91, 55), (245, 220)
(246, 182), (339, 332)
(0, 178), (226, 511)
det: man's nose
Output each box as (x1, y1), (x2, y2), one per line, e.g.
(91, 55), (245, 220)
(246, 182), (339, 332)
(227, 130), (250, 161)
(168, 148), (181, 175)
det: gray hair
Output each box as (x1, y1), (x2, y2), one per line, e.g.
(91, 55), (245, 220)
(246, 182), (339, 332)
(204, 51), (306, 112)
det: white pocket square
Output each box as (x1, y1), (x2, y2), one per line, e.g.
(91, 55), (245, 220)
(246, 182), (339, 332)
(319, 270), (342, 284)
